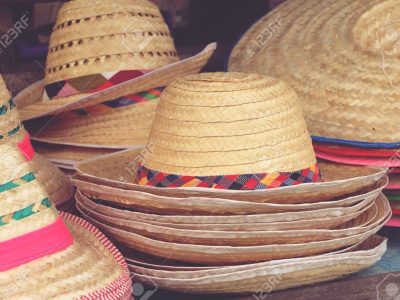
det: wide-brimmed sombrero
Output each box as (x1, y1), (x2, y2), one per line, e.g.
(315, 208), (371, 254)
(228, 0), (400, 147)
(0, 142), (132, 298)
(16, 0), (216, 149)
(0, 76), (73, 209)
(73, 73), (386, 204)
(72, 72), (388, 293)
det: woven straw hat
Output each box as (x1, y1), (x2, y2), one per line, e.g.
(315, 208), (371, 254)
(79, 194), (389, 265)
(135, 72), (319, 189)
(0, 142), (132, 299)
(76, 193), (389, 247)
(129, 235), (386, 294)
(229, 0), (400, 146)
(15, 0), (216, 149)
(0, 76), (73, 208)
(75, 190), (379, 230)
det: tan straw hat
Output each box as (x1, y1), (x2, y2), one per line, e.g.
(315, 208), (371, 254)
(0, 142), (132, 299)
(229, 0), (400, 146)
(15, 0), (216, 149)
(129, 235), (386, 294)
(135, 72), (319, 189)
(0, 76), (73, 208)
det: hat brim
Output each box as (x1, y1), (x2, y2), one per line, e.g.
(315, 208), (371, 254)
(0, 212), (132, 299)
(73, 174), (387, 215)
(16, 43), (217, 121)
(33, 141), (117, 166)
(72, 148), (387, 204)
(27, 101), (158, 149)
(76, 193), (388, 247)
(128, 235), (386, 294)
(77, 194), (389, 265)
(75, 190), (377, 230)
(316, 151), (400, 167)
(312, 136), (400, 149)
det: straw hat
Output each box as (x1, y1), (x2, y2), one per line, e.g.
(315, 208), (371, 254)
(75, 190), (378, 230)
(0, 76), (73, 208)
(229, 0), (400, 145)
(79, 197), (388, 265)
(15, 0), (216, 148)
(135, 72), (318, 189)
(0, 142), (132, 298)
(129, 235), (386, 294)
(76, 193), (389, 247)
(74, 173), (387, 215)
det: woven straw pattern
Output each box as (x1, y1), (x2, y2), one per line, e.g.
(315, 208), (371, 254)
(142, 72), (316, 175)
(31, 154), (74, 207)
(45, 0), (178, 85)
(0, 75), (74, 207)
(34, 143), (115, 163)
(0, 207), (58, 241)
(130, 236), (386, 294)
(0, 213), (131, 299)
(229, 0), (400, 143)
(32, 100), (158, 147)
(0, 179), (48, 216)
(0, 144), (58, 240)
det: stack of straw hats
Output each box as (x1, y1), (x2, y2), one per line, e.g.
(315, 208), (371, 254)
(15, 0), (216, 171)
(73, 72), (390, 294)
(228, 0), (400, 227)
(0, 140), (132, 298)
(0, 75), (74, 211)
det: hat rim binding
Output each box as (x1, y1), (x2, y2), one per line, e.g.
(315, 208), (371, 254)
(227, 0), (400, 144)
(72, 148), (386, 200)
(312, 136), (400, 149)
(315, 152), (400, 167)
(3, 211), (132, 299)
(15, 43), (217, 122)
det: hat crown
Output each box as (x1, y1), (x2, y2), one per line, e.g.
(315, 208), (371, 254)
(141, 72), (317, 177)
(44, 0), (178, 85)
(353, 0), (400, 56)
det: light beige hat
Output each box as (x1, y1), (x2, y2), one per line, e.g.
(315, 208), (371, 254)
(229, 0), (400, 145)
(80, 194), (389, 265)
(0, 142), (132, 299)
(16, 0), (216, 149)
(0, 76), (73, 208)
(129, 235), (386, 294)
(75, 190), (379, 231)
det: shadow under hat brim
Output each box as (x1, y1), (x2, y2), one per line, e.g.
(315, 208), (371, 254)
(72, 147), (387, 204)
(15, 43), (217, 121)
(1, 212), (131, 299)
(33, 141), (119, 165)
